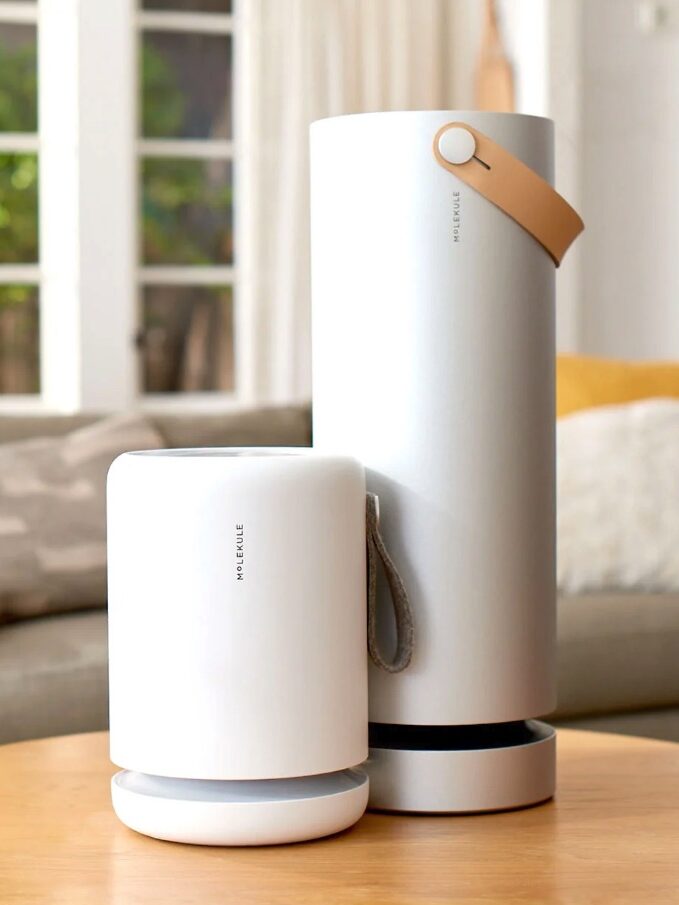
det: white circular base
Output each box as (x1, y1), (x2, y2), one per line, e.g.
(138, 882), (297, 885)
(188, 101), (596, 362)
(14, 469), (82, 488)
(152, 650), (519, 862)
(367, 721), (555, 813)
(112, 768), (369, 846)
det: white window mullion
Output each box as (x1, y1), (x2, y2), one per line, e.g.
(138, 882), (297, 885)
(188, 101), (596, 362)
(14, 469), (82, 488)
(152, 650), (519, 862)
(38, 0), (79, 411)
(39, 0), (137, 412)
(0, 3), (38, 25)
(232, 0), (257, 406)
(137, 11), (234, 35)
(139, 265), (235, 286)
(138, 138), (234, 159)
(0, 265), (40, 283)
(0, 134), (39, 153)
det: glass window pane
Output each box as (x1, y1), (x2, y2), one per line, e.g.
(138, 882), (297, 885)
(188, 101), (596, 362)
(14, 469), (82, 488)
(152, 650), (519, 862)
(141, 158), (232, 265)
(142, 0), (231, 10)
(141, 30), (231, 139)
(0, 23), (37, 133)
(0, 285), (39, 394)
(0, 153), (38, 263)
(139, 285), (234, 393)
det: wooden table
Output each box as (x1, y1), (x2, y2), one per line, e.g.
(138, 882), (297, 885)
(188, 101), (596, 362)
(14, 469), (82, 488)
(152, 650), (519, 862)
(1, 730), (678, 904)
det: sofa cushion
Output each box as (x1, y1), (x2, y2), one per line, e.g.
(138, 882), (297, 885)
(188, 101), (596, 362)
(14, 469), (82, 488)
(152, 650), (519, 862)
(558, 399), (679, 594)
(0, 414), (96, 444)
(0, 414), (162, 622)
(554, 592), (679, 719)
(0, 610), (108, 744)
(0, 405), (312, 448)
(152, 406), (311, 449)
(557, 353), (679, 418)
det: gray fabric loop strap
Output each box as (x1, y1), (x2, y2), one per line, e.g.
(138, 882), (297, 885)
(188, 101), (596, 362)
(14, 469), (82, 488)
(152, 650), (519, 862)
(366, 492), (414, 673)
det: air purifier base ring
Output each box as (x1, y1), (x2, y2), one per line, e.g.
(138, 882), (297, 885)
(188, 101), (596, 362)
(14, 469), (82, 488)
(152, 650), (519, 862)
(367, 720), (555, 813)
(111, 767), (369, 846)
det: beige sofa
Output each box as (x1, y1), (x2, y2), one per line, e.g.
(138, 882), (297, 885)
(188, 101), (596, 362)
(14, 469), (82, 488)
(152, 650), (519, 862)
(1, 408), (677, 745)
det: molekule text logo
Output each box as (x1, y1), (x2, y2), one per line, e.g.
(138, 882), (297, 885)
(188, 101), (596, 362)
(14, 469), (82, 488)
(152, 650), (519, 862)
(236, 524), (244, 580)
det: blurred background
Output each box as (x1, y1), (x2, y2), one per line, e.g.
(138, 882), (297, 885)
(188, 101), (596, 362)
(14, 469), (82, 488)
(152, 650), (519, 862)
(2, 0), (679, 748)
(0, 0), (673, 413)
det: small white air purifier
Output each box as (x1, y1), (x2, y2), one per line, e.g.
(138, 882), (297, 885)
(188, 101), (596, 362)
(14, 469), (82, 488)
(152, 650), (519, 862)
(107, 449), (368, 845)
(311, 111), (583, 813)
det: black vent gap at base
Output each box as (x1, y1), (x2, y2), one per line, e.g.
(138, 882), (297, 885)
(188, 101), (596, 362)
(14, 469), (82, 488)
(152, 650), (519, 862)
(369, 720), (552, 751)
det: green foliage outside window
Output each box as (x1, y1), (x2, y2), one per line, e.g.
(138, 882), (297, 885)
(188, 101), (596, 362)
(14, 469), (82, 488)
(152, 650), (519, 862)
(0, 38), (36, 132)
(0, 38), (39, 313)
(141, 43), (186, 139)
(0, 37), (233, 281)
(0, 152), (38, 269)
(141, 45), (233, 266)
(0, 29), (232, 393)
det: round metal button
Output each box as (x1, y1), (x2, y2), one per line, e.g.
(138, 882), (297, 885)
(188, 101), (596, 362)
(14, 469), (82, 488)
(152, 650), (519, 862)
(437, 127), (476, 165)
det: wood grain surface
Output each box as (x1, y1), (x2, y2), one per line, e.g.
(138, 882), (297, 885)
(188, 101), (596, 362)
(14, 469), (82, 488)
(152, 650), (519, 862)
(1, 729), (678, 904)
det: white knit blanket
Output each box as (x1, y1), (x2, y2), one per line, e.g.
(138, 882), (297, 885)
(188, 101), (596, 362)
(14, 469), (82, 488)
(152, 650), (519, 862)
(557, 398), (679, 593)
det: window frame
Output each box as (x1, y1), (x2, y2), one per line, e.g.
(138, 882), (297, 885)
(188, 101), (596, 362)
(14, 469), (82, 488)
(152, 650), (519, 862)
(0, 0), (251, 413)
(0, 0), (40, 408)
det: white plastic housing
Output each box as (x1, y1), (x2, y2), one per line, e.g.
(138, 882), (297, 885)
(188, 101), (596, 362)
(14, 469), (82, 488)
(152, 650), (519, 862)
(311, 111), (557, 729)
(111, 768), (369, 846)
(107, 448), (368, 843)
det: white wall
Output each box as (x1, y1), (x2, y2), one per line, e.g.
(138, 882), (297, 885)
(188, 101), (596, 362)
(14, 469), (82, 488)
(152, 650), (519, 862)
(546, 0), (584, 353)
(579, 0), (679, 360)
(510, 0), (679, 359)
(498, 0), (679, 360)
(498, 0), (583, 353)
(468, 0), (584, 352)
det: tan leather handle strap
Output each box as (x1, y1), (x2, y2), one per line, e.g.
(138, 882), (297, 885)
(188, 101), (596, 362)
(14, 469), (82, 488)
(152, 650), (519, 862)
(433, 121), (584, 266)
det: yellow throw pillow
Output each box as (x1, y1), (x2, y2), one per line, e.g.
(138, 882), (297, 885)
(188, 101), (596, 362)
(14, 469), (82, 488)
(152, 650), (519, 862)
(557, 354), (679, 418)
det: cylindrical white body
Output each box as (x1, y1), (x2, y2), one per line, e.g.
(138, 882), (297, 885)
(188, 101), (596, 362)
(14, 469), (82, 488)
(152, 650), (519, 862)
(311, 111), (557, 730)
(108, 450), (368, 781)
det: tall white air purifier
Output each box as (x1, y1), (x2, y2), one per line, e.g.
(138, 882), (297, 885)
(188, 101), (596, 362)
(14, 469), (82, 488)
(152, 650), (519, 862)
(107, 449), (369, 844)
(310, 111), (583, 813)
